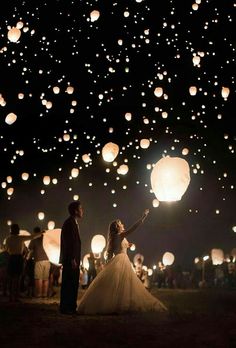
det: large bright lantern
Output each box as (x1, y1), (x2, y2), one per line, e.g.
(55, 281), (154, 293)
(5, 113), (17, 125)
(90, 10), (100, 22)
(71, 168), (79, 178)
(43, 175), (51, 185)
(43, 229), (61, 265)
(151, 156), (190, 202)
(102, 142), (119, 162)
(211, 249), (224, 265)
(91, 234), (106, 254)
(8, 27), (21, 42)
(140, 139), (150, 149)
(162, 252), (175, 266)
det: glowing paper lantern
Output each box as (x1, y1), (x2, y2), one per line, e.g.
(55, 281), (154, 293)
(53, 86), (60, 94)
(90, 10), (100, 22)
(91, 234), (106, 254)
(162, 252), (175, 266)
(211, 249), (224, 265)
(151, 156), (190, 202)
(6, 176), (12, 183)
(20, 230), (31, 248)
(133, 253), (144, 265)
(43, 175), (51, 185)
(130, 244), (136, 251)
(117, 164), (129, 175)
(71, 168), (79, 178)
(66, 86), (74, 94)
(192, 55), (200, 66)
(154, 87), (163, 97)
(43, 229), (61, 265)
(47, 221), (55, 230)
(221, 87), (230, 99)
(189, 86), (197, 96)
(7, 187), (14, 196)
(21, 172), (29, 181)
(232, 226), (236, 233)
(152, 199), (160, 208)
(82, 154), (91, 163)
(182, 148), (189, 156)
(5, 112), (17, 125)
(38, 212), (45, 220)
(125, 112), (132, 121)
(7, 27), (21, 42)
(83, 254), (90, 270)
(102, 142), (119, 162)
(140, 139), (150, 149)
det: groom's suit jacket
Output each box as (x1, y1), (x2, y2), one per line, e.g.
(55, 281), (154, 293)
(59, 216), (81, 265)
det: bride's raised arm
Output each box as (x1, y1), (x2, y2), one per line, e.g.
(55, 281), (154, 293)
(121, 209), (149, 237)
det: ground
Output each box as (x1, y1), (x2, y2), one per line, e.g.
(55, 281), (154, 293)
(0, 288), (236, 348)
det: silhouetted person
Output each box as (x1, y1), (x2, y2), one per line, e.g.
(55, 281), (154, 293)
(59, 201), (84, 314)
(87, 253), (97, 286)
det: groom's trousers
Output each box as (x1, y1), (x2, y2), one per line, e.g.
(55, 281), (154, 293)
(60, 262), (80, 313)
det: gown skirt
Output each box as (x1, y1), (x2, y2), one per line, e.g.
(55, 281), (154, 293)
(77, 253), (167, 314)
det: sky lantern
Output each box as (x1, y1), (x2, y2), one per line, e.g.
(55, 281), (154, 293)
(182, 148), (189, 156)
(46, 101), (53, 109)
(53, 86), (60, 94)
(154, 87), (163, 97)
(5, 112), (17, 125)
(221, 87), (230, 99)
(125, 112), (132, 121)
(140, 138), (150, 149)
(63, 133), (70, 141)
(192, 55), (200, 66)
(91, 234), (106, 254)
(43, 175), (51, 185)
(211, 249), (224, 265)
(7, 187), (14, 196)
(82, 154), (91, 163)
(117, 164), (129, 175)
(152, 199), (160, 208)
(71, 168), (79, 178)
(47, 221), (55, 230)
(133, 253), (144, 265)
(18, 93), (24, 99)
(66, 86), (74, 94)
(151, 156), (191, 202)
(7, 27), (21, 42)
(83, 254), (90, 270)
(189, 86), (197, 96)
(232, 226), (236, 233)
(130, 244), (136, 251)
(43, 229), (61, 265)
(102, 142), (119, 162)
(21, 172), (29, 181)
(90, 10), (100, 22)
(6, 176), (12, 183)
(20, 230), (31, 248)
(38, 212), (45, 220)
(162, 252), (175, 266)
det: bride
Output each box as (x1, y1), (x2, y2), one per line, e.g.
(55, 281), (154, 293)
(77, 209), (167, 314)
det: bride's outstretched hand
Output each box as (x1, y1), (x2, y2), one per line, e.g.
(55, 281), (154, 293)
(142, 209), (149, 221)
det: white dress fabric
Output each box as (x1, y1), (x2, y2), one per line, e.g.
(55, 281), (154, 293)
(77, 238), (167, 314)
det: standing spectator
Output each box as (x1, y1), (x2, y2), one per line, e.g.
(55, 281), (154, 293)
(227, 256), (236, 288)
(59, 201), (84, 315)
(134, 257), (143, 280)
(87, 252), (97, 286)
(0, 245), (9, 296)
(5, 224), (42, 302)
(28, 227), (50, 298)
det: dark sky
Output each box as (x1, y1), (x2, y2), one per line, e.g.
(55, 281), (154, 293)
(0, 0), (235, 269)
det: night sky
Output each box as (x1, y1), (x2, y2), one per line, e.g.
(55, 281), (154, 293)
(0, 0), (235, 269)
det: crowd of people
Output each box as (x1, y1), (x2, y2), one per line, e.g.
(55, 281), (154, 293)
(0, 202), (236, 314)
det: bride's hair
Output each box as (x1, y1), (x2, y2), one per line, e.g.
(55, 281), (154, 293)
(106, 219), (121, 261)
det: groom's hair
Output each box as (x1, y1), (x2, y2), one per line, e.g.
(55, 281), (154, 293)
(68, 201), (81, 216)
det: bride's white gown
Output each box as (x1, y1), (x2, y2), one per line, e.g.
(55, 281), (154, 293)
(77, 238), (167, 314)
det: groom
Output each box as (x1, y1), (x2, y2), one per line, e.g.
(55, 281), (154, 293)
(59, 201), (83, 314)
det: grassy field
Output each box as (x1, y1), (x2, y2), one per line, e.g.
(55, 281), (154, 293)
(0, 288), (236, 348)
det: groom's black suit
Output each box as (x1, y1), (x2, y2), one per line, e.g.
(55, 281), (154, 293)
(59, 216), (81, 314)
